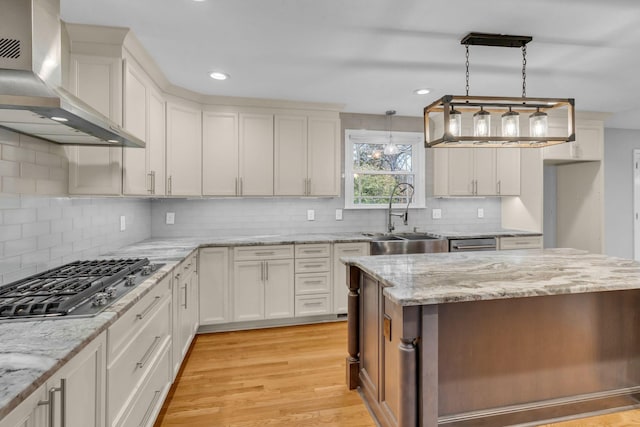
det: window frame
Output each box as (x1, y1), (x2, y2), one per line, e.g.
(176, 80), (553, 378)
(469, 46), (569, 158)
(344, 129), (426, 209)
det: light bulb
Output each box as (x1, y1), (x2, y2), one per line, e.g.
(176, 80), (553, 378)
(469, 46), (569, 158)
(384, 143), (399, 155)
(448, 108), (462, 137)
(473, 108), (491, 137)
(501, 107), (520, 138)
(529, 108), (548, 138)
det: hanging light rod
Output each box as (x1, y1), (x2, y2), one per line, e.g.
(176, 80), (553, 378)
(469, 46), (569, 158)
(460, 32), (532, 48)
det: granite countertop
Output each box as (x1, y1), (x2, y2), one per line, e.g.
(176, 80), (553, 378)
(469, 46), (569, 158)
(343, 248), (640, 306)
(0, 231), (369, 420)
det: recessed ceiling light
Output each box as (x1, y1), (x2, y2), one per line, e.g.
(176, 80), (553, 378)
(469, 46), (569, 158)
(209, 71), (229, 80)
(414, 88), (431, 95)
(50, 116), (68, 122)
(107, 139), (119, 143)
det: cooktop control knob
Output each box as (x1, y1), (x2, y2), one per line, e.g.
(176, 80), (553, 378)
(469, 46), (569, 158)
(125, 275), (137, 287)
(92, 292), (108, 307)
(104, 287), (117, 299)
(141, 265), (152, 276)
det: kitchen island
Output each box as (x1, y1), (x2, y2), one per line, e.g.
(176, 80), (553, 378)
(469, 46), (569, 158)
(343, 249), (640, 427)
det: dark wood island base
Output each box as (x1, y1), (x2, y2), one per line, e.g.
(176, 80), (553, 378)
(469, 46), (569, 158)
(346, 265), (640, 427)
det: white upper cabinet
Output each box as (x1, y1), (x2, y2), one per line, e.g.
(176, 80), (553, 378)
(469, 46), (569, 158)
(147, 85), (166, 195)
(166, 99), (202, 196)
(274, 115), (340, 197)
(239, 113), (274, 196)
(274, 115), (308, 196)
(202, 111), (239, 196)
(66, 54), (123, 195)
(543, 118), (603, 162)
(432, 147), (519, 197)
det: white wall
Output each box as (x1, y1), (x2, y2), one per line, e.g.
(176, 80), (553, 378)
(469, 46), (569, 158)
(543, 165), (557, 248)
(604, 128), (640, 258)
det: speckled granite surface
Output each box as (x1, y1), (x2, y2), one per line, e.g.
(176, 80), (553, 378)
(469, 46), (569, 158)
(417, 227), (542, 239)
(0, 232), (369, 420)
(343, 248), (640, 306)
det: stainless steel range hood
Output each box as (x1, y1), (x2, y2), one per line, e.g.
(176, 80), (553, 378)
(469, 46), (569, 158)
(0, 0), (144, 147)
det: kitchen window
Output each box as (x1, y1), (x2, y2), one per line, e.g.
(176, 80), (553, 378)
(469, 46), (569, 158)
(344, 129), (425, 209)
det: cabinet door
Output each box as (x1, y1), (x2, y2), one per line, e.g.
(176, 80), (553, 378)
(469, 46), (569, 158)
(233, 261), (265, 321)
(166, 101), (202, 196)
(574, 123), (603, 160)
(496, 148), (520, 196)
(199, 248), (230, 325)
(542, 120), (573, 160)
(264, 259), (294, 319)
(308, 117), (340, 196)
(274, 115), (307, 196)
(431, 148), (449, 197)
(147, 86), (166, 195)
(0, 385), (47, 427)
(203, 112), (239, 196)
(447, 148), (474, 196)
(67, 54), (122, 195)
(49, 332), (106, 427)
(178, 268), (196, 361)
(239, 113), (274, 196)
(474, 148), (497, 196)
(333, 243), (369, 313)
(122, 59), (149, 195)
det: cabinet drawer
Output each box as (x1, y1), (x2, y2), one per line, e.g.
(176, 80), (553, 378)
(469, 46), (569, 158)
(295, 257), (330, 273)
(295, 243), (331, 258)
(295, 272), (331, 294)
(115, 341), (171, 427)
(107, 295), (171, 425)
(499, 236), (543, 250)
(234, 245), (294, 261)
(107, 274), (171, 363)
(295, 294), (330, 317)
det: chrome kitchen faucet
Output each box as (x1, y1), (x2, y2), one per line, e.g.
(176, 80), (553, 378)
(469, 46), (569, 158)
(387, 182), (414, 233)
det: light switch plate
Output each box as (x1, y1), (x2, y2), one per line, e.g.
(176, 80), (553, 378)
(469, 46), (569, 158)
(166, 212), (175, 225)
(307, 209), (315, 221)
(119, 215), (126, 232)
(477, 208), (484, 218)
(432, 208), (442, 219)
(335, 209), (343, 221)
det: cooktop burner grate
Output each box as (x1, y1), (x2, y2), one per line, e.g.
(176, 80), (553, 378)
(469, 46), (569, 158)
(0, 258), (150, 319)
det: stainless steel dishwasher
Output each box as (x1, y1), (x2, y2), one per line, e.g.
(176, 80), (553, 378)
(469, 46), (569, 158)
(449, 237), (497, 252)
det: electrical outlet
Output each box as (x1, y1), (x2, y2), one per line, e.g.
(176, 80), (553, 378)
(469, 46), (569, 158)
(335, 209), (343, 221)
(477, 208), (484, 218)
(119, 215), (126, 232)
(166, 212), (175, 225)
(432, 208), (442, 219)
(307, 209), (315, 221)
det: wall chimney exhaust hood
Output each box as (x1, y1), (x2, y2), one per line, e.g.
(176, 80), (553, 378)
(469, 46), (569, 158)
(0, 0), (144, 148)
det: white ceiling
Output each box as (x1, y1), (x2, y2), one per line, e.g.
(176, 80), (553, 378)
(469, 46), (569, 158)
(60, 0), (640, 129)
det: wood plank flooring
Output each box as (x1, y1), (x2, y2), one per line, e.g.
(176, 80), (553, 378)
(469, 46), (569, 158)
(155, 321), (640, 427)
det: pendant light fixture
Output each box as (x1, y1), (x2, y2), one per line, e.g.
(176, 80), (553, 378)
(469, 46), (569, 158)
(424, 33), (575, 148)
(383, 110), (399, 155)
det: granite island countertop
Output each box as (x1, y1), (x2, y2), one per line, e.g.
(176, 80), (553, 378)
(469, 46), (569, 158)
(343, 248), (640, 306)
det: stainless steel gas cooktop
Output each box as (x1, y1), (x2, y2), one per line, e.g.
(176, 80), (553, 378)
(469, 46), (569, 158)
(0, 258), (163, 321)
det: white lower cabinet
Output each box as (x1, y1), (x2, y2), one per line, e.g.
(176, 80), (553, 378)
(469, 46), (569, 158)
(0, 333), (106, 427)
(199, 247), (230, 325)
(49, 332), (107, 427)
(172, 252), (199, 378)
(107, 274), (172, 427)
(294, 244), (332, 317)
(232, 245), (294, 321)
(333, 243), (369, 314)
(498, 235), (543, 250)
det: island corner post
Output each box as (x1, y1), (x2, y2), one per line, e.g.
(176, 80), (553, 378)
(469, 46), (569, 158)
(346, 259), (640, 427)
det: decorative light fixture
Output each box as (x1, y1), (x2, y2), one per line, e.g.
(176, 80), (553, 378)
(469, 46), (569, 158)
(424, 32), (575, 148)
(383, 110), (399, 155)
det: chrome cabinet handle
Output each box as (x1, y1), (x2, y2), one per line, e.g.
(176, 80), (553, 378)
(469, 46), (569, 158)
(304, 301), (323, 306)
(137, 296), (161, 320)
(256, 251), (275, 256)
(307, 178), (311, 195)
(137, 336), (161, 369)
(147, 172), (153, 194)
(38, 379), (66, 427)
(239, 177), (243, 195)
(168, 175), (172, 195)
(260, 261), (264, 282)
(452, 244), (496, 250)
(304, 280), (323, 284)
(265, 262), (269, 281)
(235, 177), (238, 196)
(341, 249), (362, 253)
(139, 390), (162, 427)
(151, 171), (156, 195)
(497, 180), (501, 195)
(303, 264), (323, 268)
(183, 285), (188, 309)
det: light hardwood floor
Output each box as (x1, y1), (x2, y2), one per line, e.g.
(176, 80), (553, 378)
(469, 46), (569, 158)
(156, 322), (640, 427)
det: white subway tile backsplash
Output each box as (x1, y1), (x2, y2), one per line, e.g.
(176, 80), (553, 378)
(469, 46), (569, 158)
(5, 237), (37, 257)
(1, 145), (36, 163)
(3, 177), (36, 194)
(4, 208), (37, 225)
(0, 160), (19, 177)
(37, 232), (62, 250)
(35, 151), (63, 168)
(22, 221), (50, 238)
(21, 163), (50, 180)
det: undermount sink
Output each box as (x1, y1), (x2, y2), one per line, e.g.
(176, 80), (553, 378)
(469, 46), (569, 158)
(367, 233), (448, 255)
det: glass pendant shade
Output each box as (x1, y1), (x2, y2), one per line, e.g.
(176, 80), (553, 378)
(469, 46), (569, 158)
(383, 142), (399, 155)
(473, 107), (491, 137)
(448, 107), (462, 137)
(501, 107), (520, 138)
(529, 108), (549, 137)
